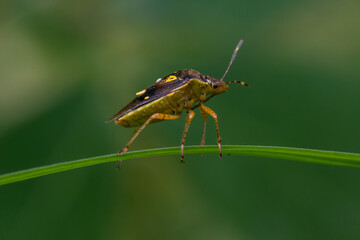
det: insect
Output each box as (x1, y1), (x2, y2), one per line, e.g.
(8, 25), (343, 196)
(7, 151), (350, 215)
(106, 40), (248, 167)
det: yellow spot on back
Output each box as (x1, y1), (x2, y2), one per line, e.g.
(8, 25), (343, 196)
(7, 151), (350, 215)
(165, 75), (177, 82)
(136, 89), (146, 96)
(144, 96), (150, 100)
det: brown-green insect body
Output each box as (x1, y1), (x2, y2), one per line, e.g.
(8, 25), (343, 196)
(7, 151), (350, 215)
(106, 69), (229, 127)
(106, 40), (248, 166)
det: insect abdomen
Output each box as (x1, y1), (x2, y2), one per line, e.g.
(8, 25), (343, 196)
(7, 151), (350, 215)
(115, 96), (174, 127)
(116, 84), (200, 127)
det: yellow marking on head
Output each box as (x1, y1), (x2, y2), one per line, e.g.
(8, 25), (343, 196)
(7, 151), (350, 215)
(144, 96), (150, 100)
(165, 75), (177, 82)
(136, 89), (146, 96)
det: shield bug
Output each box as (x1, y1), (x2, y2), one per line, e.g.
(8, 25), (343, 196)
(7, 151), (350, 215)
(106, 40), (248, 167)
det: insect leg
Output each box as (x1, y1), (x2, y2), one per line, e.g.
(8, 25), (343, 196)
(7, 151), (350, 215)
(118, 113), (181, 167)
(199, 104), (222, 158)
(180, 109), (195, 162)
(199, 106), (207, 146)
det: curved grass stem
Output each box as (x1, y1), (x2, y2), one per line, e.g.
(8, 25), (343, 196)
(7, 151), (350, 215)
(0, 145), (359, 186)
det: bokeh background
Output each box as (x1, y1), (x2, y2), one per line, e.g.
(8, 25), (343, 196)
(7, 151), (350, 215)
(1, 0), (360, 239)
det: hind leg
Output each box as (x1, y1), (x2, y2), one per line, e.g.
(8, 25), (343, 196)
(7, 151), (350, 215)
(180, 109), (195, 162)
(118, 113), (181, 168)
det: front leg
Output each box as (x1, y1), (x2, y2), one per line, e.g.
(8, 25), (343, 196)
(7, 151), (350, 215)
(199, 104), (222, 158)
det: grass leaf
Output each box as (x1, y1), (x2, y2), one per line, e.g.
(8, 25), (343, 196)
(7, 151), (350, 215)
(0, 145), (359, 186)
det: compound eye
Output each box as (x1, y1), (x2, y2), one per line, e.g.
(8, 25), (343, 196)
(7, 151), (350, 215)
(212, 82), (218, 89)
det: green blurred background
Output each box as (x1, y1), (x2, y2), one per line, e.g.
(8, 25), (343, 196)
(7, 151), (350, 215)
(1, 0), (360, 239)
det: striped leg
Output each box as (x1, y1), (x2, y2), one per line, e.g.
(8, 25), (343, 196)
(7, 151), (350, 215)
(180, 109), (195, 162)
(199, 106), (207, 146)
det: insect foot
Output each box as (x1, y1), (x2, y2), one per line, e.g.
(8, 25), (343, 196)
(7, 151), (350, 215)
(118, 147), (128, 155)
(180, 146), (185, 163)
(218, 138), (223, 158)
(116, 160), (123, 169)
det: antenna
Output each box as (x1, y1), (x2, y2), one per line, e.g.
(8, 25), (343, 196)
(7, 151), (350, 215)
(225, 80), (249, 87)
(220, 39), (244, 81)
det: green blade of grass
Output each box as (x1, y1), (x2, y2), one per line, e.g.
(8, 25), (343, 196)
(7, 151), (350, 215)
(0, 145), (359, 186)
